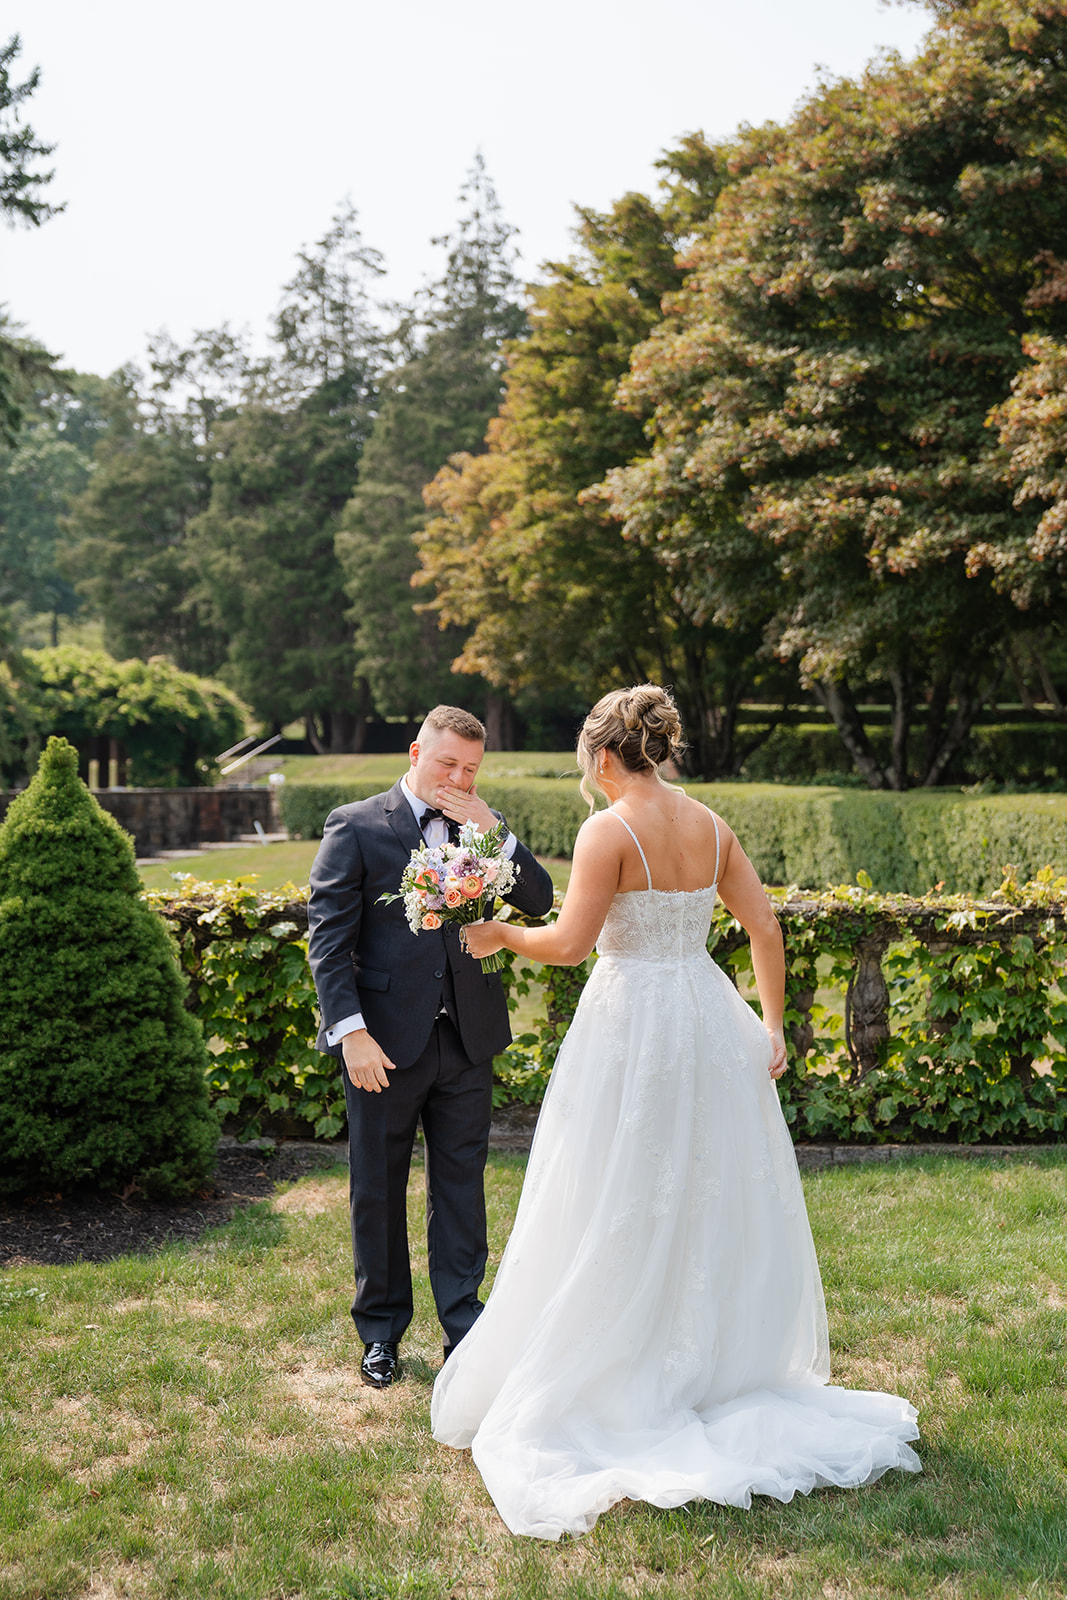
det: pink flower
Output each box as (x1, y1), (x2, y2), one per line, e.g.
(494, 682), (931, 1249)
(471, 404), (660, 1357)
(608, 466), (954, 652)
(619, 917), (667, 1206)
(461, 875), (484, 898)
(422, 911), (442, 930)
(483, 862), (499, 882)
(444, 888), (463, 908)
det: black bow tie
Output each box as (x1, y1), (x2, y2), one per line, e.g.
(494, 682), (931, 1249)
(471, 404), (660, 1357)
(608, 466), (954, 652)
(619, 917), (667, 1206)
(420, 806), (460, 841)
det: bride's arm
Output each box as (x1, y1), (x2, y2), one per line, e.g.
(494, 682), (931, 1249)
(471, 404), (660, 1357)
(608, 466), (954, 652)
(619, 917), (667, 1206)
(465, 814), (623, 966)
(714, 821), (788, 1078)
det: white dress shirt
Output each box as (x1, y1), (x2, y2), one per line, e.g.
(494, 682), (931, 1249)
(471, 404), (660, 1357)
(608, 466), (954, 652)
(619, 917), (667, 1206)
(324, 775), (517, 1047)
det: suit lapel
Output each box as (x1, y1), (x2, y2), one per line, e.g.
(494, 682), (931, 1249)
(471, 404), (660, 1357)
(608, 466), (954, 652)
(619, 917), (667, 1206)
(383, 780), (423, 855)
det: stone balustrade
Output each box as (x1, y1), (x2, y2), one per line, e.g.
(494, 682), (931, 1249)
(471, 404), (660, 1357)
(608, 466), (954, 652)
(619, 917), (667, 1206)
(0, 786), (274, 859)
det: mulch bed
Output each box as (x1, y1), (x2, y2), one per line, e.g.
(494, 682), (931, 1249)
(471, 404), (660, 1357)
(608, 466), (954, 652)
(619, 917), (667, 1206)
(0, 1142), (346, 1270)
(0, 1107), (542, 1271)
(3, 1117), (1056, 1271)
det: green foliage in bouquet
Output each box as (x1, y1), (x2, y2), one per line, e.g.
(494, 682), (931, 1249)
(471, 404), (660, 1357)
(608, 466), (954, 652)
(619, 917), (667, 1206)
(0, 737), (218, 1197)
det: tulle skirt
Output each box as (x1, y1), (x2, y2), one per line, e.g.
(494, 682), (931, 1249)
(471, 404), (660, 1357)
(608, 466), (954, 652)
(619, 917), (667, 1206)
(431, 950), (920, 1538)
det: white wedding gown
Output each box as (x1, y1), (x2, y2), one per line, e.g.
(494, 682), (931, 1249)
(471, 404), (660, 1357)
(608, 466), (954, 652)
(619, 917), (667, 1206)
(431, 814), (921, 1539)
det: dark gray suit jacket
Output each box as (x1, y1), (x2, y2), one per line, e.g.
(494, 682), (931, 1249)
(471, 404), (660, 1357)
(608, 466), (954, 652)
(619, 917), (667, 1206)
(307, 781), (555, 1070)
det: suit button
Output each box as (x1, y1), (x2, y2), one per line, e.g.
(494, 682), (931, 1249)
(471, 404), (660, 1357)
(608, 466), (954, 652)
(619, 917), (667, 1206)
(434, 969), (444, 979)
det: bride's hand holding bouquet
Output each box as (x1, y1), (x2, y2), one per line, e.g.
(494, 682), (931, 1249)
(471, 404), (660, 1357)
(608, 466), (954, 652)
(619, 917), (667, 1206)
(461, 919), (508, 961)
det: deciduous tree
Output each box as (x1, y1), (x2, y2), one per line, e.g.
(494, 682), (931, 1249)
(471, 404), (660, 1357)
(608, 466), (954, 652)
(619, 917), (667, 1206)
(603, 0), (1067, 788)
(417, 147), (791, 775)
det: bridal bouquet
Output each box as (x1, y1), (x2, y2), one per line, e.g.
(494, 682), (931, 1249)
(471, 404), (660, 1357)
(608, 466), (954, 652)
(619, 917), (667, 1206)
(378, 819), (515, 973)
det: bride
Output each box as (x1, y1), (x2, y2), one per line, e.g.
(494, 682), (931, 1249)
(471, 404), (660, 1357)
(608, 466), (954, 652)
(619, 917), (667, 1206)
(431, 685), (920, 1540)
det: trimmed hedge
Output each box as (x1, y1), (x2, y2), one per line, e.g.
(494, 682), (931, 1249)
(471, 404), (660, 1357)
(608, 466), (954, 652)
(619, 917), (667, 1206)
(740, 721), (1067, 787)
(279, 778), (1067, 896)
(280, 779), (590, 861)
(701, 787), (1067, 897)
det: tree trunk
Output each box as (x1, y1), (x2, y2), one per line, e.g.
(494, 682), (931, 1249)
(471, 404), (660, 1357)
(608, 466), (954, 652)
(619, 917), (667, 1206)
(813, 679), (888, 789)
(920, 664), (1003, 787)
(484, 693), (516, 752)
(330, 710), (357, 753)
(886, 662), (912, 791)
(1006, 639), (1037, 711)
(921, 672), (950, 779)
(1031, 635), (1066, 718)
(304, 716), (327, 756)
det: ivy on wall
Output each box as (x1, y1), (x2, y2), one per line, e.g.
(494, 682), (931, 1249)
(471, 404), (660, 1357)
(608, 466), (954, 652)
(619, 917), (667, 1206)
(147, 871), (1067, 1145)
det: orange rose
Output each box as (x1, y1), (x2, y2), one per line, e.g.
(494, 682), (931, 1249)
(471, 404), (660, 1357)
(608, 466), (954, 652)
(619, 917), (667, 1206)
(444, 888), (463, 908)
(461, 875), (484, 898)
(422, 911), (442, 930)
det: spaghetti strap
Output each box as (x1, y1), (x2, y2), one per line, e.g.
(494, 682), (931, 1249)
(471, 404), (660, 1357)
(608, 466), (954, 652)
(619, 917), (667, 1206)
(709, 808), (721, 887)
(608, 810), (653, 890)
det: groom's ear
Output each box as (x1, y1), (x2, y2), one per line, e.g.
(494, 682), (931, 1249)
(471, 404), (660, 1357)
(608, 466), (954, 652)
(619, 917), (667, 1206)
(408, 740), (420, 767)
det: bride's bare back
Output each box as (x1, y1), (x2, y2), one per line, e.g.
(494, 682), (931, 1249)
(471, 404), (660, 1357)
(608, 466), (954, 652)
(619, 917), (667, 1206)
(604, 788), (724, 895)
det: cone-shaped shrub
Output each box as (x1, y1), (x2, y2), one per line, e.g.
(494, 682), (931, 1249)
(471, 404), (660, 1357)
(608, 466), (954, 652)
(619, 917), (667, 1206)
(0, 737), (218, 1198)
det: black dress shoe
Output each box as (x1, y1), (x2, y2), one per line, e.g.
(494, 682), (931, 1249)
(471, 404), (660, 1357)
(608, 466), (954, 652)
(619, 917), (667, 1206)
(361, 1341), (400, 1388)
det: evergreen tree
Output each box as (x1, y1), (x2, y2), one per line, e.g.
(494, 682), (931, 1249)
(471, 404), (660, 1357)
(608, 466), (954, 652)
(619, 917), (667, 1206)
(188, 205), (381, 750)
(336, 157), (527, 726)
(0, 373), (105, 646)
(0, 737), (217, 1198)
(59, 356), (234, 676)
(0, 35), (62, 446)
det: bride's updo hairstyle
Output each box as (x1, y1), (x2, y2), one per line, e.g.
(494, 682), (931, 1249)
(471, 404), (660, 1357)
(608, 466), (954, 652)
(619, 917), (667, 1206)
(577, 684), (686, 809)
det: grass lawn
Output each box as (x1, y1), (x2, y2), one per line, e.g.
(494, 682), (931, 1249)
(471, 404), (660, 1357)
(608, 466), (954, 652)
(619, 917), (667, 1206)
(2, 1153), (1065, 1599)
(137, 843), (573, 897)
(137, 841), (320, 895)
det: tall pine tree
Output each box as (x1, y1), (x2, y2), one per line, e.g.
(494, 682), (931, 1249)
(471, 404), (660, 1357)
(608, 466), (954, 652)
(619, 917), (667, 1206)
(60, 336), (253, 676)
(188, 206), (381, 750)
(335, 157), (526, 736)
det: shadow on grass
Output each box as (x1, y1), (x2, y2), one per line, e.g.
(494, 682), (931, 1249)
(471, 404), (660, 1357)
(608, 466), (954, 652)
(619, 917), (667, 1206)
(200, 1199), (288, 1258)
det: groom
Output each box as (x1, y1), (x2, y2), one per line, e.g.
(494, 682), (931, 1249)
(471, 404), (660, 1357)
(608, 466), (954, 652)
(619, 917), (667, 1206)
(308, 705), (554, 1389)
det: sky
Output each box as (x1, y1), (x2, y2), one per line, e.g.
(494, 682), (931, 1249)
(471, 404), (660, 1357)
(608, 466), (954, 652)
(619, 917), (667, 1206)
(4, 0), (933, 379)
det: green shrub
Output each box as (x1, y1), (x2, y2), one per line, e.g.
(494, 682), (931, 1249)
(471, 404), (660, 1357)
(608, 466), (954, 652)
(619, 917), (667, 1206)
(701, 785), (1067, 895)
(0, 738), (218, 1198)
(277, 781), (386, 840)
(740, 721), (1067, 787)
(0, 648), (248, 788)
(280, 775), (1067, 894)
(148, 878), (344, 1143)
(279, 777), (590, 857)
(151, 878), (1067, 1140)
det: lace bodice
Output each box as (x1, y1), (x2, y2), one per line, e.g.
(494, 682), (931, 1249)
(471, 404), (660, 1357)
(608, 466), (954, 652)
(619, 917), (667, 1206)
(596, 886), (719, 961)
(595, 808), (720, 961)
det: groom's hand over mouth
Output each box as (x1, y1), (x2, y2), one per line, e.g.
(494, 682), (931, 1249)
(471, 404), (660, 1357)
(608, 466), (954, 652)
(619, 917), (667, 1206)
(342, 1029), (396, 1092)
(436, 781), (497, 835)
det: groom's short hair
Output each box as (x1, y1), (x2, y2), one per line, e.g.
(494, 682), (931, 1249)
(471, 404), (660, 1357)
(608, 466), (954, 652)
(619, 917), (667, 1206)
(419, 705), (486, 745)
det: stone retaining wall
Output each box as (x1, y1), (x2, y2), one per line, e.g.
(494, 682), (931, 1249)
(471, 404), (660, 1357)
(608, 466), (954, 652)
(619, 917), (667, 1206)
(0, 786), (273, 858)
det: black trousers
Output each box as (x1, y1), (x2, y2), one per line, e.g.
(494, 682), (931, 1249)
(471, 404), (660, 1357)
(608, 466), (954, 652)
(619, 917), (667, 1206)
(343, 1013), (494, 1352)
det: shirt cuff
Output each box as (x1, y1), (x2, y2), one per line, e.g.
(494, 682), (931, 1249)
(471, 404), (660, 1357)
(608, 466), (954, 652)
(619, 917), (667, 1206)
(501, 831), (517, 859)
(325, 1012), (365, 1047)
